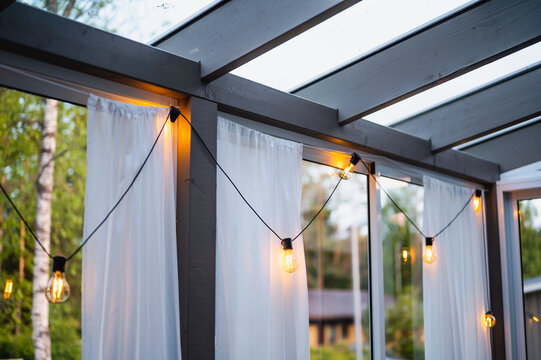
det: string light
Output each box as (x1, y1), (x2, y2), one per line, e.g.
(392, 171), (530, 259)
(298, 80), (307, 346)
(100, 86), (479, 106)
(4, 280), (13, 299)
(473, 189), (482, 212)
(280, 238), (299, 273)
(532, 315), (540, 323)
(45, 256), (70, 304)
(340, 153), (361, 179)
(423, 237), (437, 264)
(401, 247), (410, 264)
(482, 311), (496, 328)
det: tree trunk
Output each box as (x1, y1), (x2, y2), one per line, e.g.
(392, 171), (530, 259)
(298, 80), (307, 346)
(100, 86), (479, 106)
(32, 98), (58, 360)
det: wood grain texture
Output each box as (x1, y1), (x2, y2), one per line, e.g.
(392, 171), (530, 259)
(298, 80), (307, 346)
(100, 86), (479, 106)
(393, 63), (541, 152)
(155, 0), (360, 82)
(294, 0), (541, 125)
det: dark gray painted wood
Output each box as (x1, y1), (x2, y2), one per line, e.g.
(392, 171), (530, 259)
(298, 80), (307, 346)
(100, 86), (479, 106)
(154, 0), (360, 82)
(485, 185), (506, 360)
(208, 74), (500, 183)
(463, 120), (541, 172)
(0, 3), (205, 98)
(177, 97), (217, 360)
(0, 3), (500, 183)
(393, 63), (541, 152)
(294, 0), (541, 125)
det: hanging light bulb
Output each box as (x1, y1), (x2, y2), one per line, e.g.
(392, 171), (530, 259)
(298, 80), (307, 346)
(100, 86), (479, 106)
(4, 280), (13, 299)
(280, 238), (299, 273)
(401, 247), (410, 264)
(482, 311), (496, 328)
(533, 315), (540, 323)
(340, 152), (361, 179)
(45, 256), (70, 304)
(422, 237), (437, 264)
(473, 189), (482, 212)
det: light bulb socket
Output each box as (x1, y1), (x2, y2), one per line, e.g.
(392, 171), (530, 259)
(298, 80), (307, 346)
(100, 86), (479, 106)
(169, 106), (180, 123)
(350, 152), (361, 166)
(281, 238), (293, 250)
(485, 310), (493, 315)
(52, 256), (67, 273)
(475, 189), (482, 198)
(425, 237), (434, 246)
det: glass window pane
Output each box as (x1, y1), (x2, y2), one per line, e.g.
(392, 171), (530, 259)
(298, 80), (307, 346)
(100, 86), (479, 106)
(365, 42), (541, 126)
(519, 198), (541, 359)
(302, 161), (370, 359)
(233, 0), (475, 92)
(0, 87), (87, 358)
(19, 0), (221, 44)
(380, 177), (424, 359)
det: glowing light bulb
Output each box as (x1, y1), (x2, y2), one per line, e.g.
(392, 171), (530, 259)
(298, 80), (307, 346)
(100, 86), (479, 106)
(401, 248), (410, 264)
(4, 280), (13, 299)
(45, 256), (70, 304)
(340, 153), (361, 179)
(280, 238), (299, 273)
(473, 189), (482, 212)
(423, 237), (437, 264)
(482, 311), (496, 328)
(533, 315), (540, 323)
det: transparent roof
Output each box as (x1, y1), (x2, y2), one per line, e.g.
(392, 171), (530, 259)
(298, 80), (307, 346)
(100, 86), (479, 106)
(20, 0), (221, 44)
(365, 41), (541, 126)
(232, 0), (476, 92)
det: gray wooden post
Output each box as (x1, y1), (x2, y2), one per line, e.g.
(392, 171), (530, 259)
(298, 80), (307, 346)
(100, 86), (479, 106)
(485, 185), (506, 360)
(177, 97), (218, 360)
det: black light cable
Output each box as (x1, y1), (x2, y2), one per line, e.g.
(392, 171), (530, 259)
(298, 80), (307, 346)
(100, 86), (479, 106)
(170, 106), (353, 244)
(0, 112), (173, 303)
(359, 159), (477, 243)
(0, 182), (53, 259)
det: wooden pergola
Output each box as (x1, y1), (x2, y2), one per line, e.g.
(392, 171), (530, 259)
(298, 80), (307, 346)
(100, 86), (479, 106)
(1, 1), (540, 358)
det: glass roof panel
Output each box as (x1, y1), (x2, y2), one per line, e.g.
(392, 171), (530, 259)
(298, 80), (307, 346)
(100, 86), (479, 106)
(20, 0), (221, 44)
(365, 41), (541, 126)
(232, 0), (475, 92)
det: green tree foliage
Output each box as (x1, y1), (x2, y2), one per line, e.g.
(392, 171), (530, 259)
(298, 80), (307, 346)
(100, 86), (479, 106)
(519, 200), (541, 280)
(380, 183), (425, 360)
(0, 88), (87, 359)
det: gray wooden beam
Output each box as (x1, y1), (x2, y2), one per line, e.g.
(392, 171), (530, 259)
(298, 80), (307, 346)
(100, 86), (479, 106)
(208, 74), (500, 183)
(293, 0), (541, 125)
(0, 3), (205, 99)
(0, 2), (500, 183)
(154, 0), (360, 82)
(393, 63), (541, 152)
(462, 120), (541, 172)
(177, 97), (217, 360)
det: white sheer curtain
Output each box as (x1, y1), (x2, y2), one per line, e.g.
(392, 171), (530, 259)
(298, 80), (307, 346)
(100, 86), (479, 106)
(215, 117), (310, 360)
(82, 95), (180, 360)
(423, 175), (491, 359)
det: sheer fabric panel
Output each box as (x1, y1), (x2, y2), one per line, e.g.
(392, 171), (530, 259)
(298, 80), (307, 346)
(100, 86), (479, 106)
(216, 117), (310, 360)
(423, 175), (491, 359)
(83, 95), (180, 360)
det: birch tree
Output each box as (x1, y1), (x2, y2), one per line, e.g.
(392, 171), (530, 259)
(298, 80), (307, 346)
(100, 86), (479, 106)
(27, 2), (111, 359)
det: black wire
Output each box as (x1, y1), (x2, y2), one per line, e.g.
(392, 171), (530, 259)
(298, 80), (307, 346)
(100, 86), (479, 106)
(66, 113), (171, 261)
(176, 109), (345, 243)
(360, 159), (475, 240)
(292, 176), (342, 241)
(0, 182), (53, 259)
(432, 192), (475, 239)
